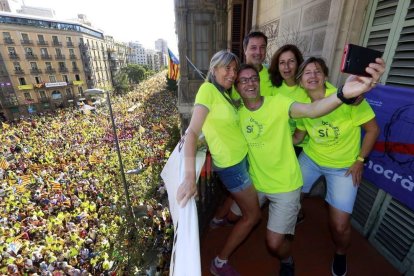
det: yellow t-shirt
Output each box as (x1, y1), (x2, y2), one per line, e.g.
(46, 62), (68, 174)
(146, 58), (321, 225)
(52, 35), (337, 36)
(297, 87), (375, 168)
(238, 95), (303, 193)
(273, 81), (337, 148)
(195, 82), (248, 168)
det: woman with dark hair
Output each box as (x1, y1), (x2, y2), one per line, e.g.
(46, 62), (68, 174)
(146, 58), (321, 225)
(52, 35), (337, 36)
(177, 50), (261, 276)
(268, 44), (304, 90)
(293, 57), (380, 276)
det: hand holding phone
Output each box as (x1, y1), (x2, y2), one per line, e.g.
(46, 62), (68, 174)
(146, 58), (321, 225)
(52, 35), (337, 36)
(340, 44), (383, 77)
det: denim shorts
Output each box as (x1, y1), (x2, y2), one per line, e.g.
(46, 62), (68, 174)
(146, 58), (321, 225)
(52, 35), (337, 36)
(213, 156), (252, 193)
(298, 152), (358, 214)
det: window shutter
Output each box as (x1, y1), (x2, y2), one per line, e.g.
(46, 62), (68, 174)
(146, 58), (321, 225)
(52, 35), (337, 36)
(386, 1), (414, 87)
(369, 196), (414, 273)
(231, 4), (243, 59)
(364, 0), (414, 87)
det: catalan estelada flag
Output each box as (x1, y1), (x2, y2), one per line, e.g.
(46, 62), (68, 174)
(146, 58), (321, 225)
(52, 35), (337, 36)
(167, 48), (180, 80)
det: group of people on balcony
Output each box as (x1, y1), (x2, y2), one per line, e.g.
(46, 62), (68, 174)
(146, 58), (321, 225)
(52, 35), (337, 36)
(177, 31), (385, 276)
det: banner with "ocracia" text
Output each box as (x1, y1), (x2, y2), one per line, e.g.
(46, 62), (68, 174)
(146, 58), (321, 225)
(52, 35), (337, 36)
(365, 84), (414, 211)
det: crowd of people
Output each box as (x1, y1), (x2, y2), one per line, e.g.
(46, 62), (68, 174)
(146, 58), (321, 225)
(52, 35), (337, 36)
(0, 72), (179, 275)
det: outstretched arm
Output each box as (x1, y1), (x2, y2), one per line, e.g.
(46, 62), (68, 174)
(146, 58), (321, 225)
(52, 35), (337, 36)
(290, 58), (385, 119)
(176, 105), (209, 207)
(345, 118), (380, 186)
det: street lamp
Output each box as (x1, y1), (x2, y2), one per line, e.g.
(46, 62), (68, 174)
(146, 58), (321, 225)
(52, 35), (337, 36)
(84, 88), (131, 210)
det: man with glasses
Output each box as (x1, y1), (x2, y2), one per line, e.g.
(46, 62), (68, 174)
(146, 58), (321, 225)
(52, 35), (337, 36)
(232, 60), (384, 276)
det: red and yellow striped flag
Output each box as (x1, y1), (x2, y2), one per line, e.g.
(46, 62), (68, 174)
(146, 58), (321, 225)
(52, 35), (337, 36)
(16, 185), (26, 193)
(167, 48), (180, 81)
(0, 159), (9, 170)
(51, 181), (62, 191)
(19, 175), (31, 185)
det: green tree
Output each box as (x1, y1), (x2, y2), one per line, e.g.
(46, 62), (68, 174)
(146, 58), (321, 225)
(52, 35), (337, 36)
(112, 71), (130, 95)
(123, 64), (146, 84)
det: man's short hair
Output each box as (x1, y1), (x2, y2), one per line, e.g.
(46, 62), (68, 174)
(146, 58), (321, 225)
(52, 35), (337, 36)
(243, 31), (268, 51)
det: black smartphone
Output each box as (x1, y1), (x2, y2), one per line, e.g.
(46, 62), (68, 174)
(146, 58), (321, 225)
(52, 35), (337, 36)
(340, 44), (382, 77)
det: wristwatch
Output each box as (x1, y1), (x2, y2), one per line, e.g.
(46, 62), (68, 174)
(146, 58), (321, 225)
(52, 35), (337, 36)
(356, 156), (369, 164)
(337, 85), (358, 105)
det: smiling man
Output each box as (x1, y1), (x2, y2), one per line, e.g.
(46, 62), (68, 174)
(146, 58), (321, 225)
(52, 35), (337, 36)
(233, 60), (384, 276)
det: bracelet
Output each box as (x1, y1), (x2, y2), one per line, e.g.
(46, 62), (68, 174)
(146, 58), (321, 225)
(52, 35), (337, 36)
(356, 156), (364, 162)
(337, 85), (358, 105)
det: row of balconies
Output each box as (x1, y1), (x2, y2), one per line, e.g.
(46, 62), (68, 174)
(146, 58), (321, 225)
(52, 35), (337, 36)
(8, 53), (78, 60)
(3, 38), (74, 47)
(13, 67), (80, 75)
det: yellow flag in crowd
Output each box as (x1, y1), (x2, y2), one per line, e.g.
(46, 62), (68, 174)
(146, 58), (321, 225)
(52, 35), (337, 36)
(1, 122), (10, 129)
(0, 159), (9, 170)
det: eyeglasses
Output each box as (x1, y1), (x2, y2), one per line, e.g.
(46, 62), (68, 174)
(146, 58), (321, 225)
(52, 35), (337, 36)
(238, 76), (260, 84)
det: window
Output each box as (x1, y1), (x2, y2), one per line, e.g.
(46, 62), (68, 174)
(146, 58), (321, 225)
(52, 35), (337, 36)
(18, 77), (26, 85)
(35, 76), (42, 84)
(69, 48), (75, 55)
(21, 33), (29, 41)
(363, 1), (414, 87)
(52, 35), (59, 43)
(72, 61), (78, 68)
(49, 75), (56, 82)
(39, 90), (46, 98)
(79, 37), (84, 44)
(40, 48), (48, 55)
(45, 62), (52, 70)
(78, 86), (83, 94)
(13, 62), (21, 70)
(75, 74), (80, 81)
(24, 92), (31, 100)
(25, 47), (34, 55)
(51, 91), (62, 99)
(3, 32), (11, 39)
(38, 34), (45, 42)
(8, 47), (16, 54)
(62, 75), (69, 82)
(30, 62), (37, 69)
(55, 48), (62, 55)
(58, 62), (66, 69)
(66, 88), (72, 97)
(66, 36), (72, 42)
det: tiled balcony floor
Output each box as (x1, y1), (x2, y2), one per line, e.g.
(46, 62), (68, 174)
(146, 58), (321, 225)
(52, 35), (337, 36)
(201, 197), (400, 276)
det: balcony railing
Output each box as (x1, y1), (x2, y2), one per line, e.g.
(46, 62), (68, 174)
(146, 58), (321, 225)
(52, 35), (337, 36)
(39, 97), (50, 103)
(30, 68), (42, 74)
(9, 53), (19, 59)
(59, 67), (69, 73)
(45, 68), (56, 74)
(41, 54), (52, 60)
(52, 41), (62, 46)
(55, 54), (66, 60)
(14, 69), (25, 75)
(37, 40), (48, 46)
(4, 37), (14, 44)
(2, 100), (19, 107)
(69, 54), (77, 60)
(67, 41), (74, 47)
(21, 39), (33, 45)
(25, 54), (38, 60)
(72, 67), (80, 72)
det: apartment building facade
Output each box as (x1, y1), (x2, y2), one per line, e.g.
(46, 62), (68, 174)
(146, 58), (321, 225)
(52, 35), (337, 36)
(0, 12), (112, 120)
